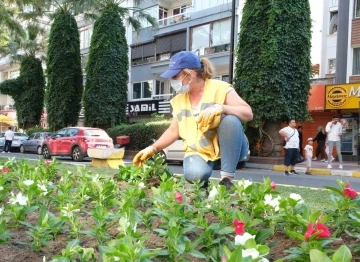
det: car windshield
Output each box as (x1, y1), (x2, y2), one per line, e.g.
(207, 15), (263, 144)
(83, 129), (108, 137)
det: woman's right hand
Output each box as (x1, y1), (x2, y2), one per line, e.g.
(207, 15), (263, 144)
(132, 146), (157, 167)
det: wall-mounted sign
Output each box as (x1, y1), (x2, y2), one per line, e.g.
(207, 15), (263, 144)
(127, 100), (160, 115)
(308, 84), (325, 111)
(325, 83), (360, 109)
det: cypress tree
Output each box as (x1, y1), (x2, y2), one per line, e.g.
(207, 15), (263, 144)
(83, 4), (128, 129)
(234, 0), (311, 156)
(46, 10), (83, 130)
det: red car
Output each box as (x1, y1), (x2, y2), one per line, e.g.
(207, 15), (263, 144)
(42, 127), (114, 161)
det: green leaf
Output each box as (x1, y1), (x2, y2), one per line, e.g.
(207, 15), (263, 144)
(66, 239), (80, 249)
(188, 250), (207, 259)
(81, 248), (95, 260)
(309, 249), (332, 262)
(50, 256), (71, 262)
(256, 228), (274, 244)
(227, 246), (243, 262)
(244, 238), (257, 249)
(332, 245), (352, 262)
(323, 186), (343, 196)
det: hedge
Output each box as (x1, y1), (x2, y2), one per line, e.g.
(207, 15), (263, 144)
(107, 120), (171, 150)
(25, 126), (52, 136)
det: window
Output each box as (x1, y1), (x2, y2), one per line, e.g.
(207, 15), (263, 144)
(155, 80), (165, 95)
(194, 0), (231, 12)
(80, 26), (93, 49)
(159, 6), (168, 26)
(28, 134), (35, 140)
(329, 59), (336, 74)
(353, 48), (360, 75)
(156, 53), (171, 61)
(355, 0), (360, 18)
(55, 129), (67, 137)
(329, 11), (338, 34)
(222, 75), (230, 83)
(191, 19), (231, 56)
(66, 128), (78, 137)
(172, 4), (191, 23)
(173, 4), (191, 15)
(132, 58), (143, 66)
(132, 81), (153, 99)
(34, 133), (40, 140)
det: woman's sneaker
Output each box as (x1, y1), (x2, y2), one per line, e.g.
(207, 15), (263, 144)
(284, 171), (289, 176)
(219, 177), (234, 191)
(305, 172), (312, 175)
(320, 159), (326, 161)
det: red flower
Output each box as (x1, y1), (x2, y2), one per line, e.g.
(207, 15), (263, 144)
(304, 223), (315, 240)
(315, 222), (330, 238)
(44, 161), (51, 166)
(270, 181), (276, 190)
(233, 219), (245, 235)
(304, 222), (330, 241)
(343, 182), (358, 199)
(2, 167), (9, 173)
(175, 191), (183, 203)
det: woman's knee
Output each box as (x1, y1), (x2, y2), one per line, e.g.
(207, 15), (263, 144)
(183, 156), (212, 182)
(219, 115), (243, 131)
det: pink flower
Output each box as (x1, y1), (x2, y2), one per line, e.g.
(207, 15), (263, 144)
(315, 222), (330, 238)
(2, 167), (9, 173)
(44, 161), (51, 166)
(270, 181), (276, 190)
(175, 191), (183, 203)
(304, 222), (330, 241)
(343, 182), (357, 199)
(233, 219), (245, 235)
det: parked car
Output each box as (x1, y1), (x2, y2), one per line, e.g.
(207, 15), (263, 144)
(20, 132), (53, 155)
(42, 127), (113, 161)
(0, 132), (29, 151)
(154, 136), (250, 169)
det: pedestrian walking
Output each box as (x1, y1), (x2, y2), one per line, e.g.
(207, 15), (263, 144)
(313, 126), (326, 161)
(132, 51), (253, 190)
(325, 115), (343, 169)
(3, 126), (14, 153)
(304, 138), (314, 175)
(279, 119), (300, 176)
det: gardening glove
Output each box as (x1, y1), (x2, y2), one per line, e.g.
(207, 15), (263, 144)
(197, 104), (224, 133)
(133, 146), (157, 167)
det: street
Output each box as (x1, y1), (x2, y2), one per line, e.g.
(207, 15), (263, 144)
(2, 152), (360, 191)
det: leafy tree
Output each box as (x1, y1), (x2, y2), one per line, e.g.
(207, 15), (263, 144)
(46, 8), (83, 130)
(234, 0), (311, 156)
(84, 0), (157, 129)
(0, 25), (46, 129)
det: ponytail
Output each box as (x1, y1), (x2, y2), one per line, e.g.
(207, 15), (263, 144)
(191, 57), (215, 80)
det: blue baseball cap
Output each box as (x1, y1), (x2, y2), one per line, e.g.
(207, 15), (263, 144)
(160, 51), (201, 78)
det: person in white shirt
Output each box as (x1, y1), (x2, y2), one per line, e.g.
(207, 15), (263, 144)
(304, 138), (313, 175)
(279, 119), (300, 176)
(325, 115), (343, 169)
(3, 126), (14, 153)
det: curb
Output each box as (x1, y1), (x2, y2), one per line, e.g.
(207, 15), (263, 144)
(273, 164), (358, 177)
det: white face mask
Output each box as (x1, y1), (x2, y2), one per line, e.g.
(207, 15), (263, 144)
(170, 74), (191, 94)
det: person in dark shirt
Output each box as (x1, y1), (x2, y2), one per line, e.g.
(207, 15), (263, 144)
(298, 126), (303, 157)
(313, 126), (327, 161)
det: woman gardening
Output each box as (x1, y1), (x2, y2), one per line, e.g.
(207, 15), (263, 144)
(132, 51), (253, 190)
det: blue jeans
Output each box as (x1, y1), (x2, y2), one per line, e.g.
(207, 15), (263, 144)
(183, 115), (248, 183)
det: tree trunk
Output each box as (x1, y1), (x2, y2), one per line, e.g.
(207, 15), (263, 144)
(261, 120), (283, 157)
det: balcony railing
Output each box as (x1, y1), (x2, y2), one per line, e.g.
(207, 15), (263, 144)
(158, 11), (192, 27)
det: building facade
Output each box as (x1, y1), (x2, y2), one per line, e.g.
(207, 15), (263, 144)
(128, 0), (242, 120)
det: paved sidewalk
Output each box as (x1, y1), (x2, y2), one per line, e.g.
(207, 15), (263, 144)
(247, 158), (360, 178)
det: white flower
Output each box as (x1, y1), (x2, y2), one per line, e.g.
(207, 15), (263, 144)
(238, 179), (253, 189)
(61, 204), (80, 218)
(92, 174), (100, 183)
(138, 182), (146, 189)
(133, 222), (137, 232)
(38, 184), (48, 195)
(208, 186), (218, 201)
(67, 171), (72, 175)
(43, 256), (46, 262)
(264, 194), (281, 212)
(259, 258), (269, 262)
(235, 232), (256, 246)
(0, 186), (3, 191)
(206, 204), (211, 208)
(113, 257), (120, 261)
(242, 248), (259, 259)
(289, 193), (304, 204)
(9, 192), (28, 206)
(0, 206), (4, 215)
(0, 166), (3, 170)
(23, 180), (34, 186)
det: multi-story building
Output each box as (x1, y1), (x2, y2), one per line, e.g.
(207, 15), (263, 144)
(128, 0), (242, 121)
(320, 0), (360, 83)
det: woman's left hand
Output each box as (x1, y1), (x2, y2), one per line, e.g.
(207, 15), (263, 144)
(197, 104), (224, 131)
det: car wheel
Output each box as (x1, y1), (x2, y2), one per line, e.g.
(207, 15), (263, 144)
(37, 146), (42, 155)
(20, 145), (25, 154)
(42, 145), (51, 159)
(158, 150), (167, 162)
(237, 161), (246, 169)
(72, 146), (84, 162)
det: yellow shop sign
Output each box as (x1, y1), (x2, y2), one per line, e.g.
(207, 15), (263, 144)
(325, 83), (360, 109)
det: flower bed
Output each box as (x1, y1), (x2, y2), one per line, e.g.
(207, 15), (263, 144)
(0, 156), (358, 261)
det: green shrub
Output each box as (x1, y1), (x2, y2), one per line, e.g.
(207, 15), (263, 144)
(107, 120), (171, 150)
(26, 126), (52, 136)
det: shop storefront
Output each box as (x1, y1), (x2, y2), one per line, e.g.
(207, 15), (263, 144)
(303, 83), (360, 162)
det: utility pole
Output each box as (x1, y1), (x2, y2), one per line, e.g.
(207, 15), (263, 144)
(228, 0), (236, 84)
